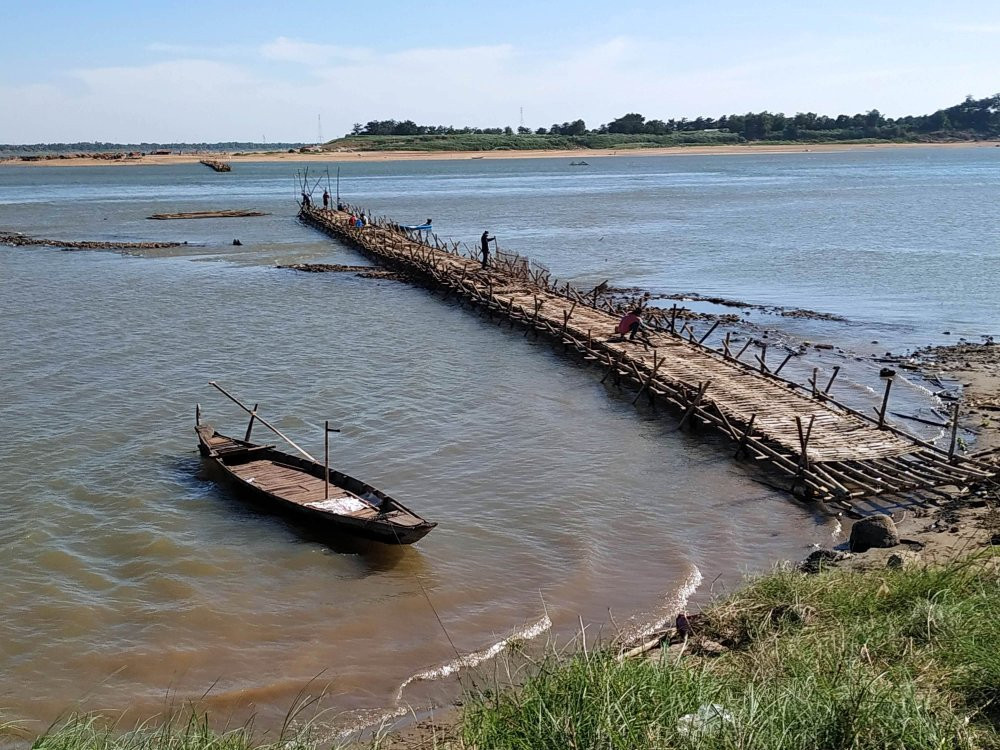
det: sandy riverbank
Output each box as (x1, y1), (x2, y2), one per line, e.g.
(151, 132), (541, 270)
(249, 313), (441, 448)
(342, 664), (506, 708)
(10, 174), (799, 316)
(4, 141), (1000, 168)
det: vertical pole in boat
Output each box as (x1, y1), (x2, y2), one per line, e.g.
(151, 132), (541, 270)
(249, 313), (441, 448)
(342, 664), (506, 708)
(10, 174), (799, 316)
(324, 420), (330, 500)
(196, 403), (201, 427)
(336, 167), (340, 204)
(245, 403), (259, 442)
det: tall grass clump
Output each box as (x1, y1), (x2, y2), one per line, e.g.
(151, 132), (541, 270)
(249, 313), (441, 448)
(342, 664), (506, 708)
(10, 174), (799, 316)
(25, 711), (323, 750)
(462, 549), (1000, 749)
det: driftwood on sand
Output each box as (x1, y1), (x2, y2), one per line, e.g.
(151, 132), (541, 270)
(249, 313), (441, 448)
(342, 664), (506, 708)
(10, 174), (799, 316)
(147, 210), (267, 220)
(0, 233), (184, 250)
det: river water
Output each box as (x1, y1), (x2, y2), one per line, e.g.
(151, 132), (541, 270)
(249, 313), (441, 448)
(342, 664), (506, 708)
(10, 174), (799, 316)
(1, 147), (997, 734)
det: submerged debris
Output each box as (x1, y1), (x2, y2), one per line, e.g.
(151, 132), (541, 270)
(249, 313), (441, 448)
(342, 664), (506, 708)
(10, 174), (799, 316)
(278, 262), (408, 281)
(148, 210), (266, 220)
(0, 233), (184, 250)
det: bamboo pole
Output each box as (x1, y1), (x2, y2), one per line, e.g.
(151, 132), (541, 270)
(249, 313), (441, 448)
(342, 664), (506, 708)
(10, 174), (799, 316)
(735, 414), (757, 458)
(244, 402), (259, 441)
(948, 402), (960, 460)
(773, 352), (795, 376)
(679, 381), (710, 430)
(208, 381), (316, 461)
(875, 376), (894, 429)
(698, 320), (720, 345)
(324, 419), (330, 500)
(632, 350), (665, 405)
(824, 366), (841, 395)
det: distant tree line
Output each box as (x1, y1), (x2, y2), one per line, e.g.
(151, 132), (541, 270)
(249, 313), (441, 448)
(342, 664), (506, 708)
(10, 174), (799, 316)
(0, 141), (306, 154)
(348, 94), (1000, 142)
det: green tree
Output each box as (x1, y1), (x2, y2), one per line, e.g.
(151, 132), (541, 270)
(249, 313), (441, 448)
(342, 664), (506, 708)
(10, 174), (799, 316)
(608, 113), (646, 134)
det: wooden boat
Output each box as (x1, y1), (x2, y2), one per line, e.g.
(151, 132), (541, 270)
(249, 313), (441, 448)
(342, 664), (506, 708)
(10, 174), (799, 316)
(196, 384), (436, 545)
(400, 222), (432, 231)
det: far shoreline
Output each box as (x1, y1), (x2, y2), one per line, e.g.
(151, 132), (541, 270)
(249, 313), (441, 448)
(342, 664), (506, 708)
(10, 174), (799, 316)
(3, 140), (999, 168)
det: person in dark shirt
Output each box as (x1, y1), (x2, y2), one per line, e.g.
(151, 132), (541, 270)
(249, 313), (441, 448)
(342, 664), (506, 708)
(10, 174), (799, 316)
(480, 231), (495, 268)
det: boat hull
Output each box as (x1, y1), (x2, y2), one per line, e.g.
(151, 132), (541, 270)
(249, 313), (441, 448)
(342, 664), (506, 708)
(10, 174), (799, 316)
(196, 429), (436, 545)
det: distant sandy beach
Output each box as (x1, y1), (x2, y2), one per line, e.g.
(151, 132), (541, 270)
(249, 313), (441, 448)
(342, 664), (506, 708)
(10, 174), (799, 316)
(3, 141), (999, 167)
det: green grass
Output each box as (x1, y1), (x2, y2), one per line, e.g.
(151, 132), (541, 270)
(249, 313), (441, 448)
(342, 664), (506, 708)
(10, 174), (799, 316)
(462, 550), (1000, 749)
(0, 713), (322, 750)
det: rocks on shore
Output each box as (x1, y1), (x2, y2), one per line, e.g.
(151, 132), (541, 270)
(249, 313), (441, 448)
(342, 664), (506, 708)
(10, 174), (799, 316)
(849, 514), (900, 553)
(800, 548), (852, 573)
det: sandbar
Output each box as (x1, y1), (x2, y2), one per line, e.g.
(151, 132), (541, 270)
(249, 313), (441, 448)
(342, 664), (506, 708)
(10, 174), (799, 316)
(3, 141), (999, 167)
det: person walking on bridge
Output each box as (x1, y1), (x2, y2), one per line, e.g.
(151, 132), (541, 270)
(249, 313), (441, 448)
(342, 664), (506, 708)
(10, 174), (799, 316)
(480, 230), (496, 269)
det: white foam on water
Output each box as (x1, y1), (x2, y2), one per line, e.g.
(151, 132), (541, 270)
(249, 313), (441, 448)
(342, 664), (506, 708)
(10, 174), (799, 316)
(393, 614), (552, 702)
(332, 614), (552, 740)
(635, 564), (704, 641)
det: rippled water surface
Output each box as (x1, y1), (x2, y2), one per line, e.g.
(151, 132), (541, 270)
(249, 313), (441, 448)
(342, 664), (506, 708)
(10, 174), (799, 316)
(1, 148), (997, 731)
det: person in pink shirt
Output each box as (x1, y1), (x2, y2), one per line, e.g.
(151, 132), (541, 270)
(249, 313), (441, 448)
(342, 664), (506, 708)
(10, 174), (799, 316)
(615, 309), (647, 341)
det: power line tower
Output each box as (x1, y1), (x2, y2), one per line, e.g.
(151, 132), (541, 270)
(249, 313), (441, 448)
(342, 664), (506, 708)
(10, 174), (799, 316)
(317, 114), (323, 143)
(519, 106), (524, 131)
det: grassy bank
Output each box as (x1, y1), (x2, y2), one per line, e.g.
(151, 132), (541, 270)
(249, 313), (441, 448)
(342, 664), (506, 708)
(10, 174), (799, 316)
(7, 549), (998, 749)
(461, 549), (1000, 749)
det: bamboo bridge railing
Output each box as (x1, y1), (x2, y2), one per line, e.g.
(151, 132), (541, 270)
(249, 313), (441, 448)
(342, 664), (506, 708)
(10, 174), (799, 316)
(299, 205), (994, 503)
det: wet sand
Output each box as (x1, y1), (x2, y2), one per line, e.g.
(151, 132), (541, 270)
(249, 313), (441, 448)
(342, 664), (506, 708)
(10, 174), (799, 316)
(4, 141), (999, 168)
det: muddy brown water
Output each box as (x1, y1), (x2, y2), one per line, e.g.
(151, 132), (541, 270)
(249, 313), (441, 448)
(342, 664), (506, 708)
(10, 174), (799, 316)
(1, 150), (996, 733)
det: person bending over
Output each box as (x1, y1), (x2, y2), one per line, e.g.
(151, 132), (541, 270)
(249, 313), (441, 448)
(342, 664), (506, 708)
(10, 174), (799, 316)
(615, 309), (648, 341)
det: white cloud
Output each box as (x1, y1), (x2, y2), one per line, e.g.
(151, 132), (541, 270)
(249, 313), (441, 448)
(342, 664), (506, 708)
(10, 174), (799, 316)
(3, 33), (999, 143)
(937, 22), (1000, 34)
(260, 37), (370, 65)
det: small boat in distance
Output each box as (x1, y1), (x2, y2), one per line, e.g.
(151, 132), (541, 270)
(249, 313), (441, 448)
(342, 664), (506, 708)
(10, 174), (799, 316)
(400, 219), (433, 231)
(569, 160), (589, 166)
(196, 382), (437, 545)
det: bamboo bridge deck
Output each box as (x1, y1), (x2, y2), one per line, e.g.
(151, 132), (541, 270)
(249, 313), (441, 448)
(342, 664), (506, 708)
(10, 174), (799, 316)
(299, 206), (994, 503)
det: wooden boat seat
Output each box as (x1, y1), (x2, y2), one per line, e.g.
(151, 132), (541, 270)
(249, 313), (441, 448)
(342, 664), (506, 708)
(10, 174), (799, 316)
(216, 444), (275, 458)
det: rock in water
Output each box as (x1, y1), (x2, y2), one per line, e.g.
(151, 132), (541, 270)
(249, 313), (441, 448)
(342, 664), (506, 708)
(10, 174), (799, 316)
(849, 514), (900, 552)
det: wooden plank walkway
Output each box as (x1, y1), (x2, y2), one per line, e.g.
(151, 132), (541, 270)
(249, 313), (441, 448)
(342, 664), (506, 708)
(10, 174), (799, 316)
(299, 206), (994, 501)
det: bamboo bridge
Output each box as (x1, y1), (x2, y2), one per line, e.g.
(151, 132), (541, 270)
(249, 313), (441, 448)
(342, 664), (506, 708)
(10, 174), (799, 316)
(299, 205), (994, 504)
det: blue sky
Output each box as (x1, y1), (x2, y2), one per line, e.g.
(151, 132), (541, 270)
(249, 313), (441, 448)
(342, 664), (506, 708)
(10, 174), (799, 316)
(2, 0), (999, 143)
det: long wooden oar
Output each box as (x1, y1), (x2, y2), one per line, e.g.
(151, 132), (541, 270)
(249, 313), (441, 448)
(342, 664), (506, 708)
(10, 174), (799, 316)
(208, 381), (316, 461)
